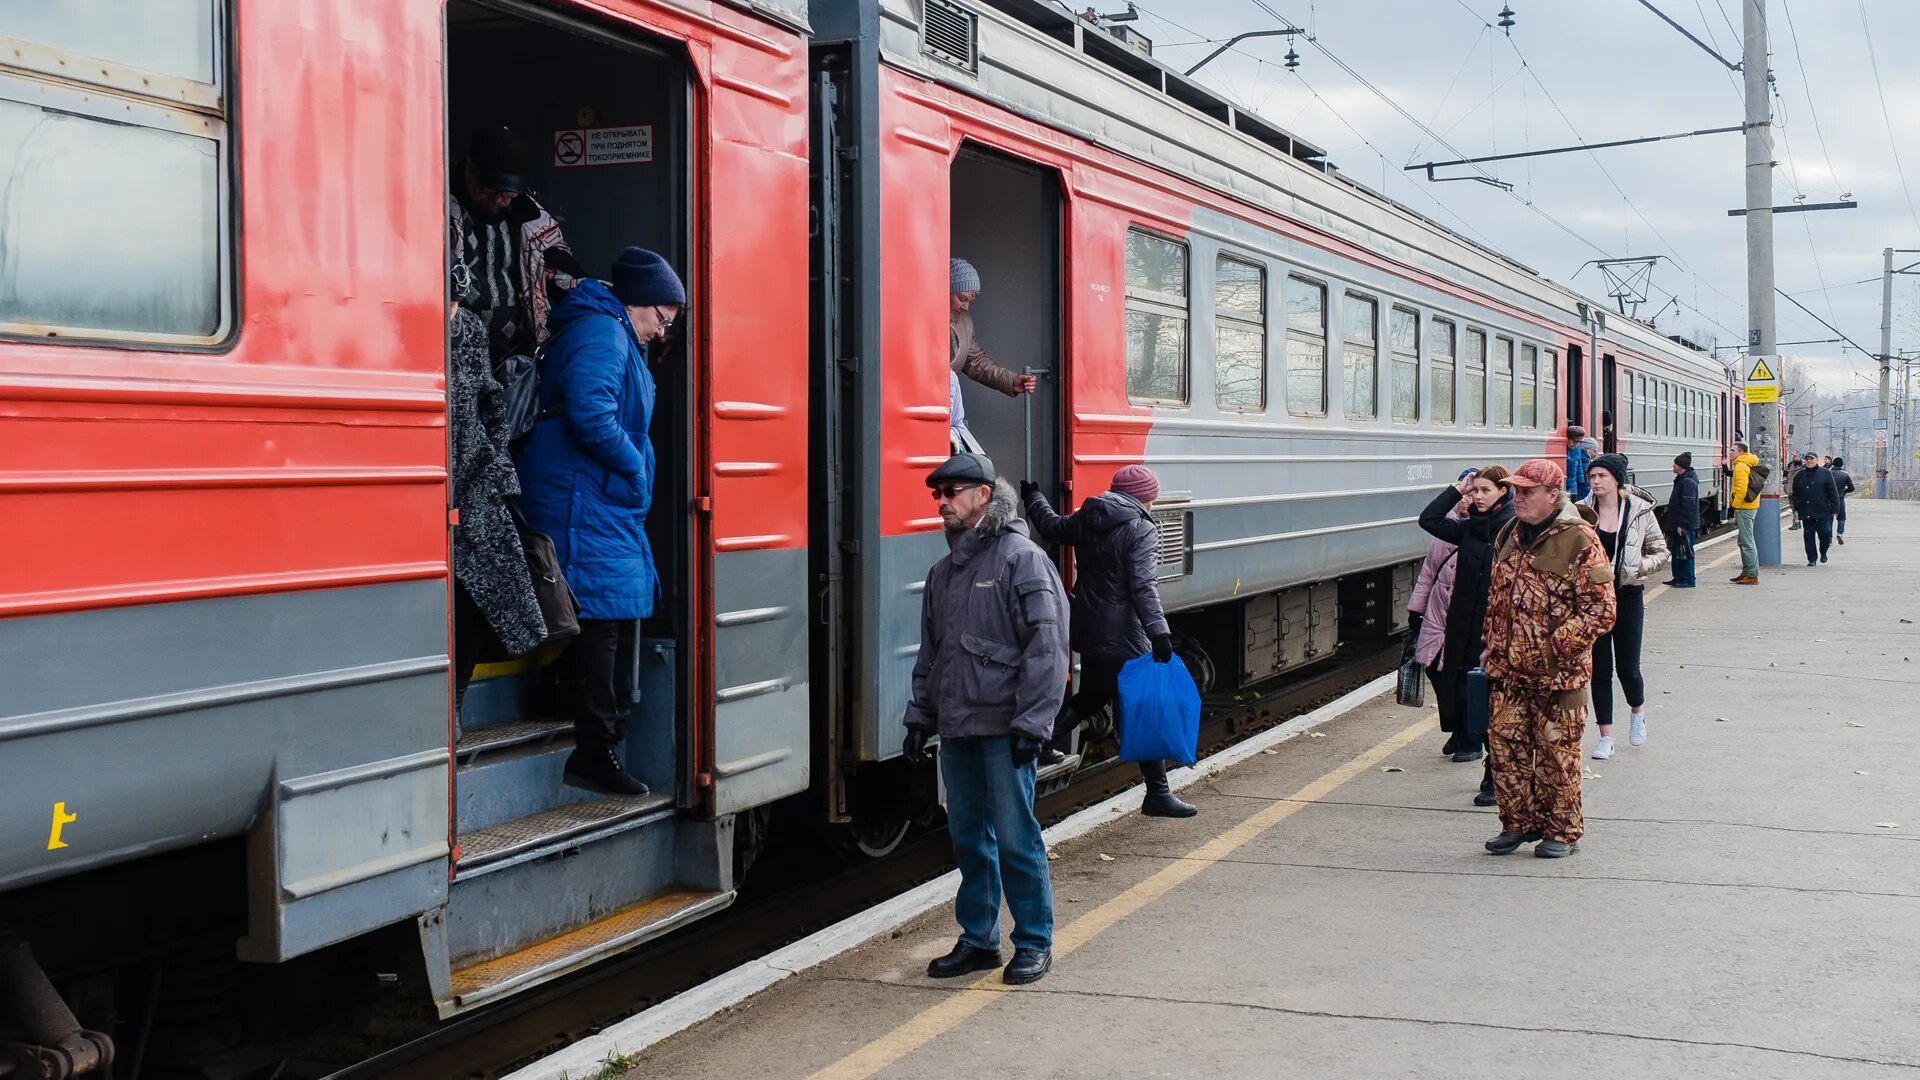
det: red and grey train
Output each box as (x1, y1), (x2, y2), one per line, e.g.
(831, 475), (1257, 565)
(0, 0), (1751, 1067)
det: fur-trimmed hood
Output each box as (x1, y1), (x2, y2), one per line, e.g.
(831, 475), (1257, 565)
(947, 479), (1029, 554)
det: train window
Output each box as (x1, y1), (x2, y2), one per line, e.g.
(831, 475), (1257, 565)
(1284, 276), (1327, 416)
(1492, 336), (1514, 428)
(1343, 293), (1379, 420)
(1519, 344), (1539, 428)
(1463, 328), (1487, 426)
(1634, 373), (1647, 433)
(1213, 254), (1266, 411)
(0, 3), (229, 344)
(1545, 349), (1559, 429)
(1124, 229), (1190, 405)
(1430, 318), (1456, 424)
(1390, 306), (1419, 422)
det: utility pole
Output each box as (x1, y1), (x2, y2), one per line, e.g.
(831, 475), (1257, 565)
(1878, 247), (1892, 499)
(1744, 0), (1781, 565)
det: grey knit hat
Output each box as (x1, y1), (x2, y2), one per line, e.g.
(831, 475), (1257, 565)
(950, 258), (981, 294)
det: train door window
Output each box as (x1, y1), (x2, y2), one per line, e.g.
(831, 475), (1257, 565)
(1390, 305), (1419, 422)
(1492, 336), (1514, 428)
(951, 146), (1065, 496)
(1342, 292), (1379, 420)
(1430, 317), (1456, 424)
(1284, 276), (1328, 416)
(1633, 373), (1645, 433)
(1213, 253), (1266, 412)
(1566, 345), (1585, 426)
(1463, 328), (1487, 426)
(1668, 383), (1677, 436)
(1124, 228), (1190, 405)
(1545, 349), (1559, 429)
(1519, 344), (1539, 428)
(0, 2), (231, 343)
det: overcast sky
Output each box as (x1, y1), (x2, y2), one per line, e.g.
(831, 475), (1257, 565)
(1127, 0), (1920, 401)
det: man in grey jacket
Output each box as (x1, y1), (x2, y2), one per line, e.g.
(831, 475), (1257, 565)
(902, 452), (1070, 986)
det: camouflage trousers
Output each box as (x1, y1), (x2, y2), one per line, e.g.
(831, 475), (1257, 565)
(1487, 683), (1586, 843)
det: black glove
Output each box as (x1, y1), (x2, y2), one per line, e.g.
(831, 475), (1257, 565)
(1151, 634), (1174, 664)
(1019, 480), (1040, 500)
(1407, 612), (1424, 635)
(1010, 735), (1042, 766)
(902, 728), (932, 764)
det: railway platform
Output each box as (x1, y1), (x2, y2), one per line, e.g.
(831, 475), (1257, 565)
(545, 501), (1920, 1080)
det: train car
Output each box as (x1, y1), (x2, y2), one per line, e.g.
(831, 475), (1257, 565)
(0, 0), (811, 1062)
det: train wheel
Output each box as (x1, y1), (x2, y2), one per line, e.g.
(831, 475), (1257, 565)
(1172, 633), (1216, 693)
(828, 814), (913, 861)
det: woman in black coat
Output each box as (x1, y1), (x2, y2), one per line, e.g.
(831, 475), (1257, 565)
(1417, 464), (1513, 768)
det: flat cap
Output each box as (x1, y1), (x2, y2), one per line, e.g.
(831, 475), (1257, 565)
(926, 452), (996, 488)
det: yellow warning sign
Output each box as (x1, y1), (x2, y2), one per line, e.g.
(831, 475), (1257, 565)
(1747, 357), (1776, 382)
(1745, 383), (1779, 403)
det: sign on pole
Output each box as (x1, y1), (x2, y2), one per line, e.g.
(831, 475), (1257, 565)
(1873, 418), (1889, 430)
(1743, 355), (1780, 404)
(1876, 432), (1889, 449)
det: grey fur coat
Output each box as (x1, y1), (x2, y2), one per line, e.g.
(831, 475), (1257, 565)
(450, 307), (547, 656)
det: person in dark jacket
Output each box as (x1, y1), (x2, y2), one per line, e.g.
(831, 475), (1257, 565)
(902, 453), (1069, 987)
(516, 248), (684, 797)
(1789, 450), (1842, 565)
(1418, 464), (1514, 775)
(1663, 452), (1702, 588)
(1022, 464), (1195, 818)
(1830, 457), (1856, 543)
(450, 126), (584, 361)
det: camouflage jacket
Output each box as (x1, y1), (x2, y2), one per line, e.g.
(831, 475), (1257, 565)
(1483, 498), (1617, 690)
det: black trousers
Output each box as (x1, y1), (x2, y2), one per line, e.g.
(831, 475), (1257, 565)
(1802, 514), (1834, 562)
(1055, 655), (1169, 784)
(1591, 584), (1645, 729)
(561, 618), (638, 743)
(452, 582), (493, 716)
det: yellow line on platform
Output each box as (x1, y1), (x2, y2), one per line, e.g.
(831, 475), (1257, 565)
(804, 715), (1437, 1080)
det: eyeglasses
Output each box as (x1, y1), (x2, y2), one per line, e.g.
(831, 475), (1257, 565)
(931, 483), (985, 501)
(653, 306), (677, 333)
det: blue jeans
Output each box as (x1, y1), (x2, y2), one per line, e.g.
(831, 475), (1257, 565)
(1670, 528), (1697, 586)
(940, 735), (1054, 952)
(1802, 514), (1834, 563)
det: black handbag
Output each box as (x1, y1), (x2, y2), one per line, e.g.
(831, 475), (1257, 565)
(509, 499), (580, 649)
(1395, 631), (1426, 707)
(494, 352), (542, 446)
(1463, 667), (1491, 738)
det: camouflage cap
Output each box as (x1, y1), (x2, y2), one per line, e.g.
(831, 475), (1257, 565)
(1501, 458), (1565, 489)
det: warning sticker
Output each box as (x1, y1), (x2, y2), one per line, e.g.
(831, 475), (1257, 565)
(1743, 353), (1779, 404)
(553, 125), (653, 168)
(1747, 357), (1776, 382)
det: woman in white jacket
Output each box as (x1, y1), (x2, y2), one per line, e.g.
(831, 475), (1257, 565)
(1579, 453), (1671, 759)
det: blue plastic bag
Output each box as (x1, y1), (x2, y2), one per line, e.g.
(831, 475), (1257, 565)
(1115, 652), (1201, 765)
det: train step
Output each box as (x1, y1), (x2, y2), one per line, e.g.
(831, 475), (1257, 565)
(455, 792), (675, 879)
(455, 717), (572, 760)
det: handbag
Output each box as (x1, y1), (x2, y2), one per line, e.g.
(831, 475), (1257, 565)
(1395, 631), (1426, 708)
(1115, 652), (1202, 765)
(1463, 667), (1491, 738)
(509, 498), (580, 649)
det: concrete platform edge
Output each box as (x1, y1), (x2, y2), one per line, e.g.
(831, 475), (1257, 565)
(507, 671), (1400, 1080)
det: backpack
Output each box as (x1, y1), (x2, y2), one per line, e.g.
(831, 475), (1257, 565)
(1749, 461), (1771, 487)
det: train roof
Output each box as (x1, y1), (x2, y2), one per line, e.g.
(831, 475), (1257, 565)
(846, 0), (1720, 374)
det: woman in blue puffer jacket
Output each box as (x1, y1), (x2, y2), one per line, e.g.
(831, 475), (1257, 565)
(516, 247), (685, 797)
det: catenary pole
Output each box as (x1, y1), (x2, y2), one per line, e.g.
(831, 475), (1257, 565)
(1744, 0), (1781, 565)
(1877, 247), (1893, 498)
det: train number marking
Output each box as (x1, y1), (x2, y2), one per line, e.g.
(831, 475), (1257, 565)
(47, 802), (77, 851)
(1407, 463), (1435, 482)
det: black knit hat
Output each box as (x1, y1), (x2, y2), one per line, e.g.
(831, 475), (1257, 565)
(1674, 452), (1692, 469)
(1589, 452), (1629, 489)
(467, 126), (532, 193)
(610, 247), (688, 307)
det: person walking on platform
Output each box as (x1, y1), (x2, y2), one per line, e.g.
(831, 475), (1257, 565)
(1790, 451), (1842, 566)
(1579, 454), (1669, 758)
(1730, 441), (1761, 584)
(1830, 457), (1856, 544)
(1565, 425), (1598, 501)
(1664, 453), (1701, 588)
(1418, 465), (1513, 781)
(1784, 454), (1804, 531)
(948, 259), (1037, 453)
(902, 453), (1070, 986)
(1481, 459), (1616, 858)
(1022, 465), (1196, 818)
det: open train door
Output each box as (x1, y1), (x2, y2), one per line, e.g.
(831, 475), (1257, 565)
(1601, 351), (1620, 452)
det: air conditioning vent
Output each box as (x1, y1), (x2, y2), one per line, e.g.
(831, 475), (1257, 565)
(1150, 507), (1191, 581)
(922, 0), (978, 72)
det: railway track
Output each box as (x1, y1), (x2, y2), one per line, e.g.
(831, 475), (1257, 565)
(311, 638), (1401, 1080)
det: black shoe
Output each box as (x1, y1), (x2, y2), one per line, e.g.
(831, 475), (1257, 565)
(1451, 747), (1484, 763)
(1473, 789), (1498, 807)
(1002, 947), (1051, 985)
(563, 740), (649, 797)
(1139, 762), (1198, 818)
(1039, 748), (1067, 767)
(1660, 579), (1678, 587)
(1535, 839), (1579, 858)
(1838, 535), (1845, 545)
(1820, 553), (1828, 563)
(1441, 731), (1463, 756)
(1485, 830), (1542, 855)
(927, 942), (1002, 979)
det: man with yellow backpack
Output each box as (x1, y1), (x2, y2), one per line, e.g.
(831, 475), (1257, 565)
(1730, 441), (1764, 584)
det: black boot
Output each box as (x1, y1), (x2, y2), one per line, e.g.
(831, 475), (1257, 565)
(1484, 829), (1542, 855)
(927, 941), (1002, 978)
(1002, 947), (1051, 985)
(1139, 760), (1197, 818)
(563, 738), (649, 796)
(1441, 731), (1463, 757)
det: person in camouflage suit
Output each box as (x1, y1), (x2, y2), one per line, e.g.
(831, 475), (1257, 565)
(1481, 458), (1617, 858)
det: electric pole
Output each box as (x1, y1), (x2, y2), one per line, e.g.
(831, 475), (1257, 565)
(1878, 247), (1892, 499)
(1744, 0), (1781, 565)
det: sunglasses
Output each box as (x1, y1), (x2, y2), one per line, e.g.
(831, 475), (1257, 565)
(931, 483), (986, 501)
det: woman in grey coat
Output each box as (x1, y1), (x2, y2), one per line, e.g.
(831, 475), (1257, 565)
(1023, 465), (1196, 818)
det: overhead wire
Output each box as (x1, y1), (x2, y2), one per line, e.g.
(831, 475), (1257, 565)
(1778, 0), (1847, 198)
(1853, 0), (1920, 239)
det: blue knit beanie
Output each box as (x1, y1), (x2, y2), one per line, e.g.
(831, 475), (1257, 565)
(950, 258), (981, 294)
(610, 247), (687, 307)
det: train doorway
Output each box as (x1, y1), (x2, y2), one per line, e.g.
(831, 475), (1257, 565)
(1601, 352), (1620, 452)
(948, 145), (1064, 502)
(446, 0), (694, 810)
(1567, 344), (1585, 429)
